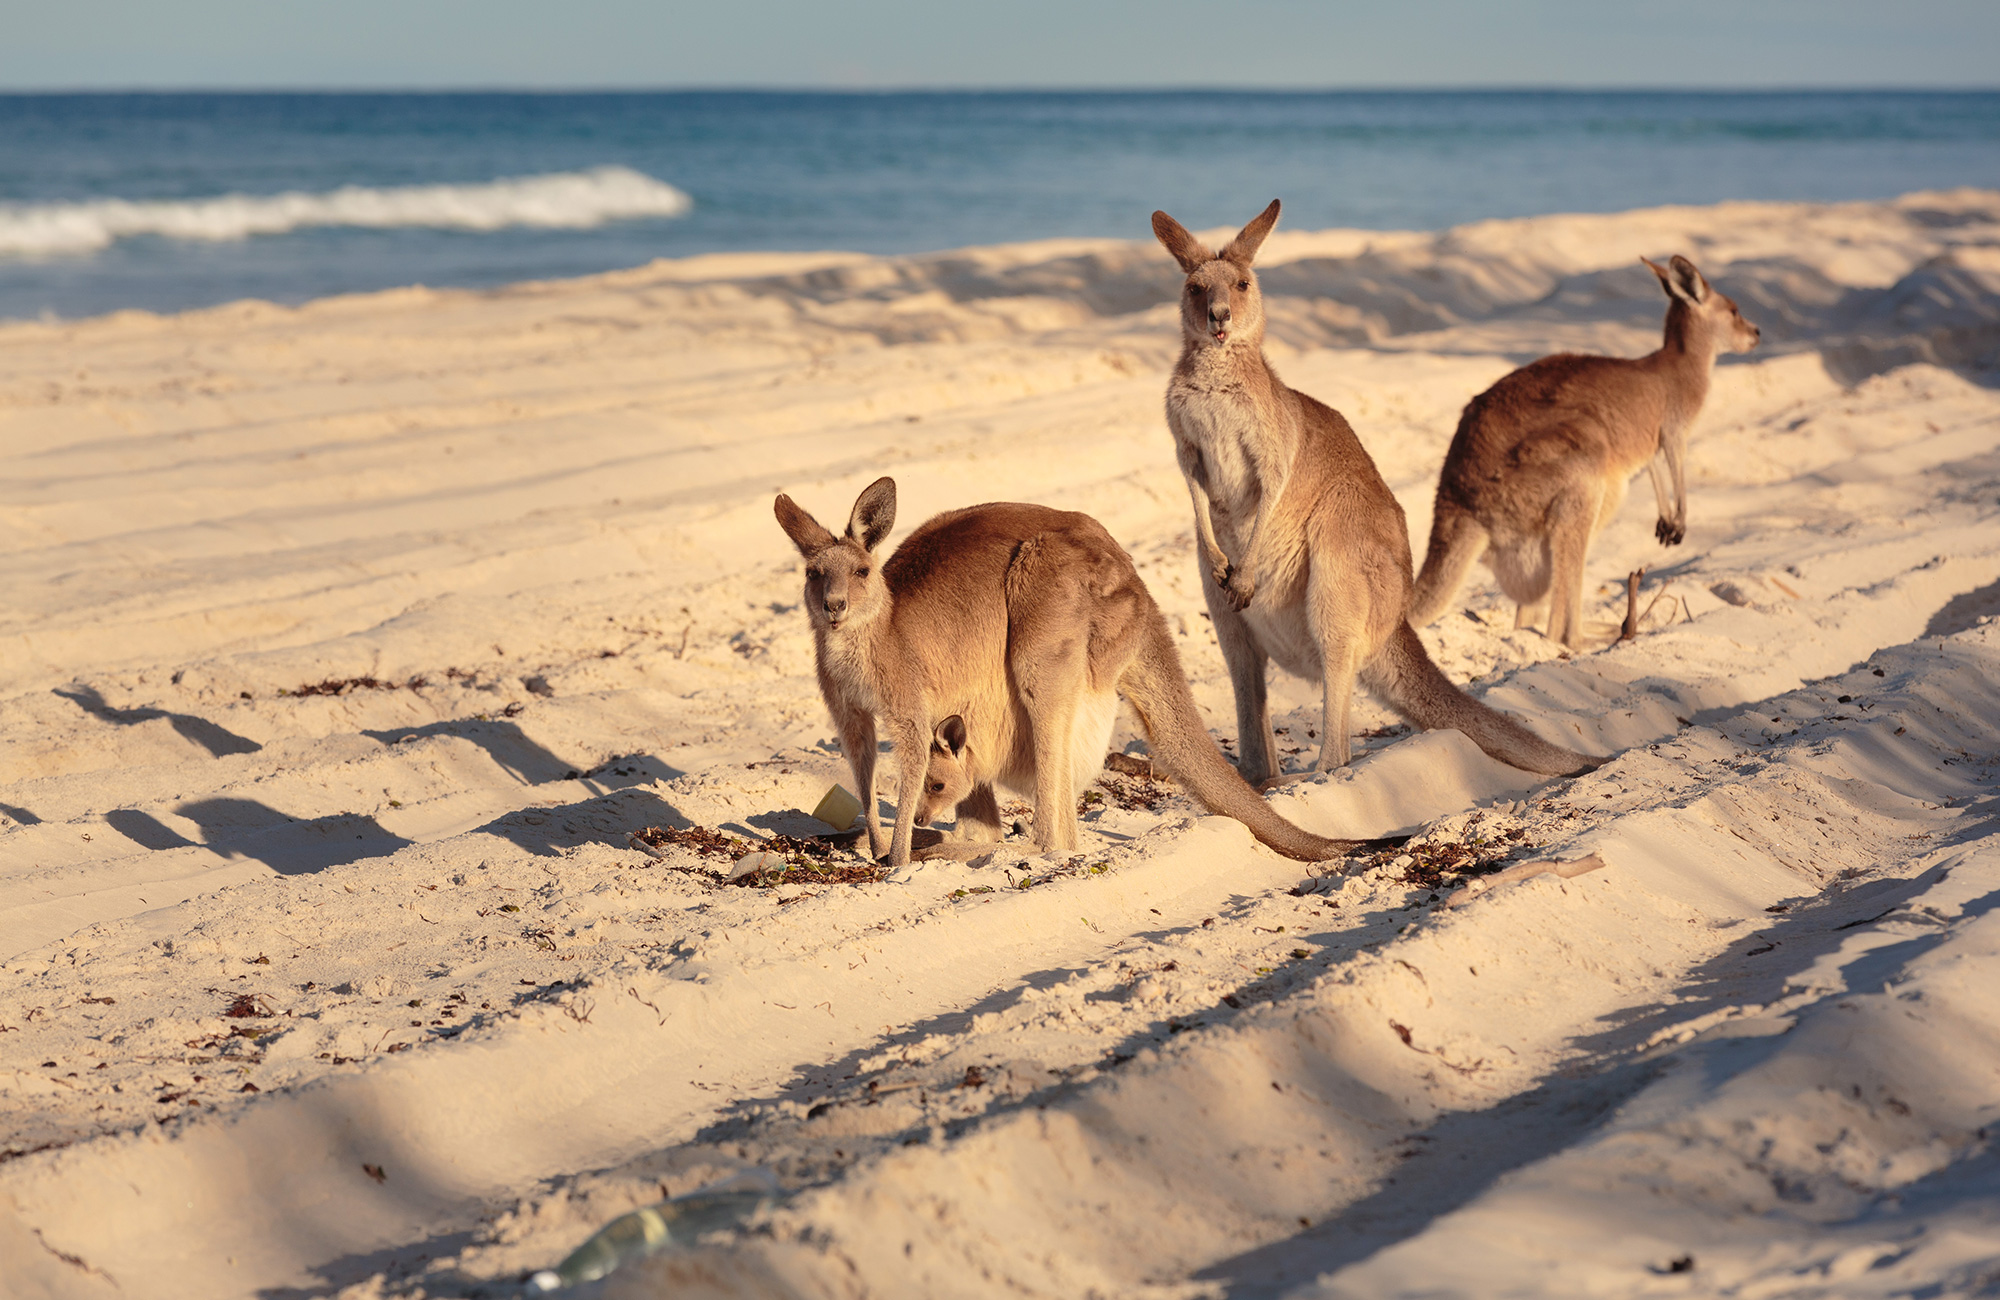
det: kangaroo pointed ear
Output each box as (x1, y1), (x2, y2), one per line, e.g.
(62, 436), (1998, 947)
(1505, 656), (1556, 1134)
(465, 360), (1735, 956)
(1151, 210), (1211, 274)
(846, 476), (896, 552)
(934, 714), (968, 758)
(1643, 254), (1707, 305)
(1220, 199), (1281, 268)
(774, 494), (837, 558)
(1668, 254), (1709, 304)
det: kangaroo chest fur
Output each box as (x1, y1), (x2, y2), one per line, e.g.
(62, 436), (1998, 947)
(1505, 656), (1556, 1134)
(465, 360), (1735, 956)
(816, 626), (882, 716)
(1167, 377), (1276, 557)
(1170, 368), (1324, 677)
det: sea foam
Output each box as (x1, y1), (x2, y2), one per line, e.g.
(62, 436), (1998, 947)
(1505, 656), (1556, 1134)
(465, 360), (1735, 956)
(0, 166), (692, 258)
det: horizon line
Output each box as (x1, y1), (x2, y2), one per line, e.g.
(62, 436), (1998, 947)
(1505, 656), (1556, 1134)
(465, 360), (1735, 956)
(3, 83), (1999, 97)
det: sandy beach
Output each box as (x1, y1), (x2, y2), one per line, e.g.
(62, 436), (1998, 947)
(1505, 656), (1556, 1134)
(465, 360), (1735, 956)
(6, 188), (2000, 1298)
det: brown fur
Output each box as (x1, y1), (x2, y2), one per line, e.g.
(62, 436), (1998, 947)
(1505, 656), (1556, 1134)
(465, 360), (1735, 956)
(1409, 254), (1761, 645)
(1151, 200), (1600, 784)
(774, 480), (1373, 866)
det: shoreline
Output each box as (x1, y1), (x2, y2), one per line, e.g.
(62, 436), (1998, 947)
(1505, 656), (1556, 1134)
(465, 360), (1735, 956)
(1, 184), (1991, 337)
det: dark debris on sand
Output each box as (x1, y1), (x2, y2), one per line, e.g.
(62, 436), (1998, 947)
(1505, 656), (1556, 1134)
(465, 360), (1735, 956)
(629, 825), (887, 888)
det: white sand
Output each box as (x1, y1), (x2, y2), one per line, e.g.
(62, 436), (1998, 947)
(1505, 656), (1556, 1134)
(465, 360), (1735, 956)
(4, 189), (2000, 1299)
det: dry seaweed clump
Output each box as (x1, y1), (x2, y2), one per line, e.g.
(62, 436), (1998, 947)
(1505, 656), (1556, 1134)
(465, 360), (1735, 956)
(1350, 811), (1541, 891)
(280, 674), (429, 697)
(1096, 754), (1178, 812)
(628, 825), (887, 888)
(633, 825), (742, 858)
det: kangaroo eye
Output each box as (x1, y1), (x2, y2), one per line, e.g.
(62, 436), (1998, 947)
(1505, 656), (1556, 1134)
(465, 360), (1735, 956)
(806, 568), (822, 581)
(927, 781), (945, 793)
(1237, 280), (1249, 291)
(855, 567), (869, 578)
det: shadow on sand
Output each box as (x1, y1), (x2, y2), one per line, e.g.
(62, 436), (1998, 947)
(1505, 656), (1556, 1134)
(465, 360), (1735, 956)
(56, 683), (262, 757)
(102, 799), (411, 875)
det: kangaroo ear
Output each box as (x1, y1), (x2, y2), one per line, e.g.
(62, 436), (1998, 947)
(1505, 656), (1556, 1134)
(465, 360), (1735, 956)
(934, 714), (968, 757)
(1220, 199), (1281, 268)
(1151, 210), (1211, 274)
(1668, 254), (1709, 304)
(774, 494), (837, 558)
(846, 476), (896, 552)
(1643, 254), (1707, 305)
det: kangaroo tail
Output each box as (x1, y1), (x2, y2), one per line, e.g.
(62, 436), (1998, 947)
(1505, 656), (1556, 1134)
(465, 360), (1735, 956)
(1367, 622), (1600, 776)
(1119, 610), (1382, 863)
(1409, 503), (1488, 628)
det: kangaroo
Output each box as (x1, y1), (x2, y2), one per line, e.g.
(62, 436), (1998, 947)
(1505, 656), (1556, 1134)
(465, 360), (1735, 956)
(1151, 199), (1599, 787)
(773, 478), (1380, 867)
(1408, 254), (1761, 645)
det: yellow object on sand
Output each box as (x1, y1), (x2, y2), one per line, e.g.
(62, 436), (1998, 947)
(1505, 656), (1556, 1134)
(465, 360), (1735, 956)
(811, 784), (863, 832)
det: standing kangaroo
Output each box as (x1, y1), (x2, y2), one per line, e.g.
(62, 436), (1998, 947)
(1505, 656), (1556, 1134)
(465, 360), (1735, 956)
(1409, 255), (1761, 645)
(774, 478), (1379, 867)
(1151, 199), (1599, 786)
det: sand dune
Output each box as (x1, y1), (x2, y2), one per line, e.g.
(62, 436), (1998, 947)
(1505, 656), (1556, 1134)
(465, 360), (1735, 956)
(4, 190), (1999, 1299)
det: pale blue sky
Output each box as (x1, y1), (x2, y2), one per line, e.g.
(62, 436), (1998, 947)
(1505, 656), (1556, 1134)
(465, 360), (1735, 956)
(4, 0), (1996, 90)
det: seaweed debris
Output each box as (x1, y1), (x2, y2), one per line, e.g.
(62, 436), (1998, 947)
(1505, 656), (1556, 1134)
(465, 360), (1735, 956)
(629, 825), (886, 888)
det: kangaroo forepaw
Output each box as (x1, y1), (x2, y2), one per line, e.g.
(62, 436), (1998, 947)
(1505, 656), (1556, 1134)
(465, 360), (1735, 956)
(1215, 565), (1256, 610)
(1656, 517), (1685, 547)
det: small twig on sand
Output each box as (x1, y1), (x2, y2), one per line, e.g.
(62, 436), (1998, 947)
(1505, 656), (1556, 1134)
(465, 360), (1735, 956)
(1445, 853), (1608, 908)
(1620, 569), (1647, 640)
(675, 622), (692, 660)
(1620, 569), (1681, 641)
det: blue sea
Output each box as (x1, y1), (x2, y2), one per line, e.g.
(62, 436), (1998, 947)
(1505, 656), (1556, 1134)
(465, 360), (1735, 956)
(0, 91), (1996, 321)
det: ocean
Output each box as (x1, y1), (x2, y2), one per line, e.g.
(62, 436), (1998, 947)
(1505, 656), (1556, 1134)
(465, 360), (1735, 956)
(0, 90), (1995, 321)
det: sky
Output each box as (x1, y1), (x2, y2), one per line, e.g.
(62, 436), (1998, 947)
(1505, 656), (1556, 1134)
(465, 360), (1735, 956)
(4, 0), (1997, 91)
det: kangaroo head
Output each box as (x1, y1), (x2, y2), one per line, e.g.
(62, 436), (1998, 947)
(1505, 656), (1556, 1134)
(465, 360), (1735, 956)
(1152, 199), (1281, 353)
(772, 476), (896, 634)
(915, 715), (974, 827)
(1643, 254), (1760, 357)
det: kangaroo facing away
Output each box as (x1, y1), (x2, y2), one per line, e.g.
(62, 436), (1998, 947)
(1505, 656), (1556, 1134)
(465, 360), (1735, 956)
(1408, 254), (1761, 645)
(1151, 199), (1600, 786)
(773, 478), (1383, 867)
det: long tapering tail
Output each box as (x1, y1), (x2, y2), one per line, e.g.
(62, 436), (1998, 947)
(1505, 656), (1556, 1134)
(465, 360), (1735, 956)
(1366, 622), (1600, 776)
(1119, 610), (1384, 863)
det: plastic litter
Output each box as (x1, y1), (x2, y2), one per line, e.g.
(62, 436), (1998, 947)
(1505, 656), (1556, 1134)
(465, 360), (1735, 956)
(728, 851), (787, 881)
(811, 783), (863, 831)
(527, 1171), (781, 1291)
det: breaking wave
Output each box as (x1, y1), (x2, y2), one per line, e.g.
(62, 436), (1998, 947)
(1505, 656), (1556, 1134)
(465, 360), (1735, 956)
(0, 166), (692, 258)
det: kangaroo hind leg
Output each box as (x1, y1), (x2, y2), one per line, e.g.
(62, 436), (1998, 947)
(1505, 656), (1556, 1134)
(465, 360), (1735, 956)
(1306, 562), (1371, 773)
(1016, 645), (1087, 852)
(1543, 483), (1601, 648)
(1316, 638), (1363, 772)
(1006, 533), (1096, 853)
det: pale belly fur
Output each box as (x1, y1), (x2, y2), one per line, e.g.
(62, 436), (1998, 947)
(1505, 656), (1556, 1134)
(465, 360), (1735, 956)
(1244, 601), (1322, 681)
(995, 689), (1120, 801)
